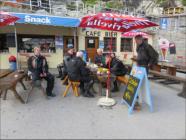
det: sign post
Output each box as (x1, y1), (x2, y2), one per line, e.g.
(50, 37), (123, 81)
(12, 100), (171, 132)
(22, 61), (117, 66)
(122, 65), (153, 115)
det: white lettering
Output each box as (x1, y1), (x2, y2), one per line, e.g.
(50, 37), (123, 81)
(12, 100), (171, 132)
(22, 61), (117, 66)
(25, 15), (31, 22)
(108, 23), (113, 28)
(87, 21), (93, 26)
(97, 20), (101, 26)
(94, 20), (98, 25)
(24, 15), (51, 24)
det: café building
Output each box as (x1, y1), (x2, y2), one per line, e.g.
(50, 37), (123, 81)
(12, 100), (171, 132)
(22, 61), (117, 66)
(0, 12), (154, 69)
(0, 12), (80, 69)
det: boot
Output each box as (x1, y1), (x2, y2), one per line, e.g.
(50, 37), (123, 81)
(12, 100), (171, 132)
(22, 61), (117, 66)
(134, 101), (141, 111)
(81, 89), (91, 97)
(80, 83), (90, 97)
(46, 91), (56, 97)
(56, 64), (63, 78)
(87, 90), (95, 97)
(56, 70), (62, 78)
(84, 80), (95, 98)
(111, 81), (119, 92)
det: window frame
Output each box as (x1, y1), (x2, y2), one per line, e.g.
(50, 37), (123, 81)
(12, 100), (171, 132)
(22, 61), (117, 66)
(17, 34), (56, 53)
(120, 37), (133, 52)
(103, 37), (117, 52)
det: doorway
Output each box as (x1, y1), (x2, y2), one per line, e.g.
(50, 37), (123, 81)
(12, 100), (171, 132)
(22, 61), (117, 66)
(85, 37), (99, 62)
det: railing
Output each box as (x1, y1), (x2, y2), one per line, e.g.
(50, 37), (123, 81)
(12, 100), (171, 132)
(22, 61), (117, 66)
(0, 0), (87, 17)
(0, 0), (153, 18)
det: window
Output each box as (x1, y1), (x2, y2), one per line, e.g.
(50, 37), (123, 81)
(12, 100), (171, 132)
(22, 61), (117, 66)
(0, 34), (8, 53)
(67, 38), (74, 48)
(6, 33), (16, 48)
(0, 34), (16, 53)
(18, 35), (56, 53)
(87, 39), (95, 48)
(121, 38), (133, 52)
(104, 37), (116, 52)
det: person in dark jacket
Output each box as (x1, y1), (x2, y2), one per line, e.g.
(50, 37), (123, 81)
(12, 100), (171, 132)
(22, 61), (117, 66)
(135, 35), (159, 74)
(94, 48), (105, 66)
(56, 46), (76, 80)
(28, 47), (55, 97)
(66, 51), (94, 97)
(105, 55), (128, 92)
(134, 35), (159, 110)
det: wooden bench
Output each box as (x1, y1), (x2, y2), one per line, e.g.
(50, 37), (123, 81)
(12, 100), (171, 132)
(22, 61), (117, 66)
(116, 76), (128, 85)
(149, 70), (186, 98)
(0, 71), (26, 103)
(26, 79), (46, 103)
(63, 79), (80, 97)
(62, 75), (68, 85)
(0, 69), (13, 78)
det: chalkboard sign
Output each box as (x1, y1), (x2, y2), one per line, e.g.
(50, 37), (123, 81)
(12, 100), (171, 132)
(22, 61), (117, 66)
(123, 75), (140, 106)
(122, 65), (153, 114)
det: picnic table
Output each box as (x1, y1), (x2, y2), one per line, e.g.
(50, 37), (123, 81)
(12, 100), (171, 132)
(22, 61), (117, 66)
(0, 70), (27, 103)
(88, 65), (128, 97)
(157, 62), (177, 76)
(0, 69), (13, 78)
(174, 64), (186, 73)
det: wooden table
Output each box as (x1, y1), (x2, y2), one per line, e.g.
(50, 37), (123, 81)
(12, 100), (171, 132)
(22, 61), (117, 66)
(88, 66), (116, 97)
(157, 62), (177, 76)
(0, 69), (13, 78)
(175, 64), (186, 73)
(0, 71), (26, 103)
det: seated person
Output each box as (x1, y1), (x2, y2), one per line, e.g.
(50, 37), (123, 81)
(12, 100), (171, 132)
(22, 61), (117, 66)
(94, 48), (105, 66)
(56, 46), (76, 80)
(66, 51), (94, 98)
(105, 54), (128, 92)
(28, 47), (56, 98)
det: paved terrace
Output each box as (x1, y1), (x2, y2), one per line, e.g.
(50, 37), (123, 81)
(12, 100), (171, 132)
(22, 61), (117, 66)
(0, 69), (185, 139)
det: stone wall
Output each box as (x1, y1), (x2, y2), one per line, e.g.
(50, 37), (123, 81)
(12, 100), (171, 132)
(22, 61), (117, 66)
(153, 16), (186, 66)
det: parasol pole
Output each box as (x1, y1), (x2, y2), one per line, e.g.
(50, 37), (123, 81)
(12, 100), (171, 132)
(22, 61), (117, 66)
(97, 17), (116, 107)
(14, 23), (19, 69)
(106, 27), (113, 99)
(106, 17), (115, 99)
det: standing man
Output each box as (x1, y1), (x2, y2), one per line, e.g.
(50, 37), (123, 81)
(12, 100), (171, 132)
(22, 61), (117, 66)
(28, 47), (56, 98)
(134, 35), (159, 109)
(135, 35), (159, 74)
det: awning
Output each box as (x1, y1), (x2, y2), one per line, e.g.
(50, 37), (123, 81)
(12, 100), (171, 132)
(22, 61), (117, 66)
(11, 12), (80, 27)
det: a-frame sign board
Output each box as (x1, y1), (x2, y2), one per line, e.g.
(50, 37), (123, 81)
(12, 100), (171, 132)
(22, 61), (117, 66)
(122, 65), (153, 115)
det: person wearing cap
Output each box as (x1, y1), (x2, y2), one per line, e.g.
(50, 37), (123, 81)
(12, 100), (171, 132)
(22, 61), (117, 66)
(66, 51), (95, 97)
(134, 35), (159, 110)
(135, 35), (159, 74)
(56, 46), (76, 80)
(28, 47), (56, 98)
(105, 54), (128, 92)
(94, 48), (105, 66)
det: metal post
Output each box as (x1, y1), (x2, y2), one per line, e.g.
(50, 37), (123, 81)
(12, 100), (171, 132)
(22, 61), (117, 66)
(73, 27), (77, 52)
(30, 0), (32, 11)
(49, 0), (52, 14)
(14, 23), (19, 69)
(76, 1), (79, 17)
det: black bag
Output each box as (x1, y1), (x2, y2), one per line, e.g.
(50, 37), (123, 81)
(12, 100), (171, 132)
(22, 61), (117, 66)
(146, 44), (159, 65)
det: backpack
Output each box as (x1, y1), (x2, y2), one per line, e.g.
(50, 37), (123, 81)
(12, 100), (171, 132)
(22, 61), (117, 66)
(146, 44), (159, 65)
